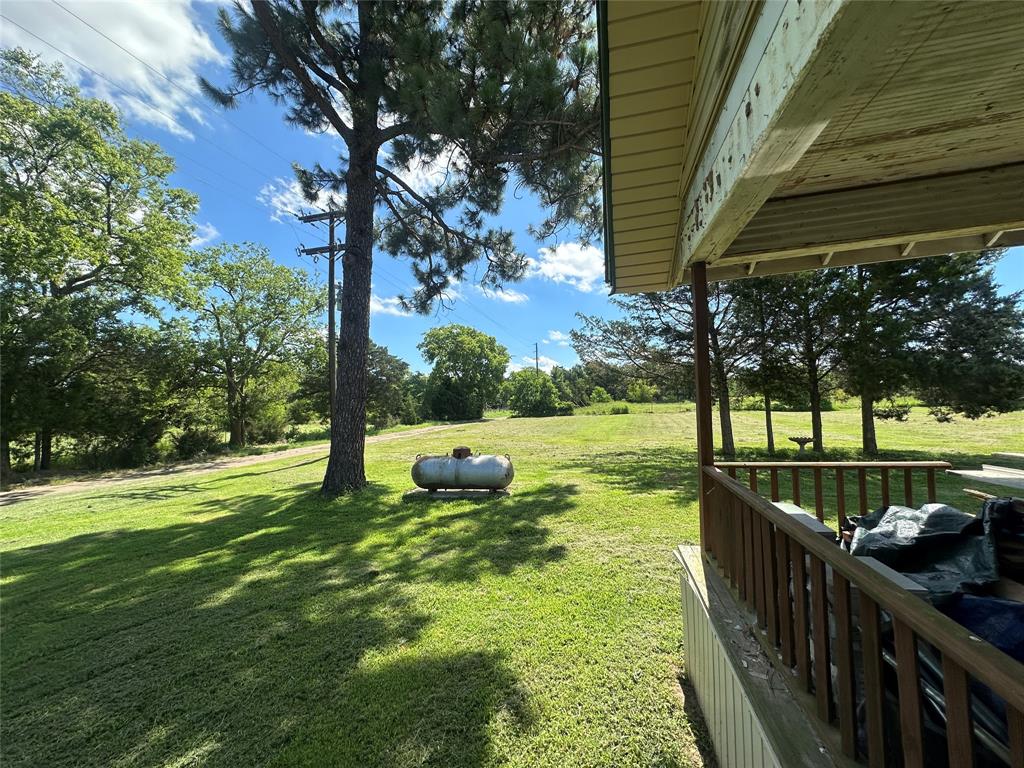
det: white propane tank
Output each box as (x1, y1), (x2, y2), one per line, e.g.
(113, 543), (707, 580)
(411, 447), (514, 491)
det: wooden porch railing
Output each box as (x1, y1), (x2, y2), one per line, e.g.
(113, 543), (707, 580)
(714, 460), (951, 533)
(702, 464), (1024, 768)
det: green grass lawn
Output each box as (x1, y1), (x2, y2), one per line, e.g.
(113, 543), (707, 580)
(2, 408), (1021, 767)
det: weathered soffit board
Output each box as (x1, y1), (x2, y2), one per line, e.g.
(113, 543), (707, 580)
(671, 0), (919, 284)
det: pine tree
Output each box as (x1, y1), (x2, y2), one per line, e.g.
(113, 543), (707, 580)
(203, 1), (600, 493)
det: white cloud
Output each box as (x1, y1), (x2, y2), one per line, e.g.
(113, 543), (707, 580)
(191, 221), (220, 247)
(506, 354), (561, 375)
(370, 295), (410, 317)
(257, 178), (340, 224)
(477, 286), (529, 304)
(0, 0), (225, 139)
(529, 242), (606, 293)
(547, 330), (570, 347)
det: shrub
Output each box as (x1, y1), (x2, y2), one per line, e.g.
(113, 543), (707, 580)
(175, 428), (223, 460)
(610, 405), (629, 415)
(590, 386), (612, 403)
(873, 401), (911, 422)
(506, 370), (562, 417)
(625, 380), (656, 403)
(555, 401), (574, 416)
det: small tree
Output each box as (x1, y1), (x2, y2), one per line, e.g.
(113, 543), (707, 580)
(419, 325), (508, 421)
(506, 370), (562, 417)
(590, 386), (612, 403)
(187, 243), (322, 448)
(625, 380), (656, 403)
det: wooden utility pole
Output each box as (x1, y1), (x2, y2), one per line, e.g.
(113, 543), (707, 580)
(298, 210), (343, 421)
(535, 342), (539, 374)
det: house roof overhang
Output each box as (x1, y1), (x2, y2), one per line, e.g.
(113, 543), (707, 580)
(599, 0), (1024, 292)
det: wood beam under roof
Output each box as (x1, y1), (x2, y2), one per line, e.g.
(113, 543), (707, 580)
(682, 230), (1024, 285)
(720, 164), (1024, 264)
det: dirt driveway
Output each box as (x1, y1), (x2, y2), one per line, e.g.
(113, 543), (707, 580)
(0, 423), (468, 506)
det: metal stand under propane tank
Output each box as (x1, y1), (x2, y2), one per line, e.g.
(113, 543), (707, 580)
(411, 446), (514, 493)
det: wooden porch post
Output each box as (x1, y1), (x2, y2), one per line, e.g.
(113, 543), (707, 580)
(692, 261), (715, 554)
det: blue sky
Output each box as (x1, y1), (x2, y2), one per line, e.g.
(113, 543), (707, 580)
(3, 0), (1021, 373)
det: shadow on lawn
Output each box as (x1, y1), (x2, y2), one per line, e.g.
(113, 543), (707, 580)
(1, 477), (574, 768)
(560, 447), (701, 501)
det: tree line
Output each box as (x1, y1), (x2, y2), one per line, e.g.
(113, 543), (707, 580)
(571, 257), (1024, 456)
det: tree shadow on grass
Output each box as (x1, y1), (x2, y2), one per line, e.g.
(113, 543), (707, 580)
(1, 477), (575, 767)
(558, 448), (700, 501)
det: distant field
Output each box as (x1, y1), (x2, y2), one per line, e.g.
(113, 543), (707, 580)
(2, 408), (1021, 767)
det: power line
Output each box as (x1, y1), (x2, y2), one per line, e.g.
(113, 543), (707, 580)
(0, 14), (297, 192)
(47, 0), (296, 167)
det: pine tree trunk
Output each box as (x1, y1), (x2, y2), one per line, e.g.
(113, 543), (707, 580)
(709, 325), (735, 457)
(861, 394), (878, 456)
(321, 151), (374, 495)
(763, 392), (775, 455)
(33, 432), (41, 472)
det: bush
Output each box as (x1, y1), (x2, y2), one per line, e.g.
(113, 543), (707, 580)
(175, 428), (223, 460)
(873, 401), (911, 422)
(506, 370), (562, 417)
(610, 405), (629, 415)
(590, 386), (612, 403)
(555, 401), (574, 416)
(625, 381), (656, 403)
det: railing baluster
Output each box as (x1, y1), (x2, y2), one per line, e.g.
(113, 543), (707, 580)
(941, 655), (974, 768)
(748, 468), (758, 493)
(735, 498), (746, 600)
(881, 468), (891, 509)
(730, 496), (741, 589)
(903, 468), (914, 507)
(810, 555), (833, 722)
(791, 540), (811, 691)
(893, 618), (924, 768)
(813, 467), (824, 521)
(723, 489), (734, 582)
(791, 468), (801, 506)
(752, 507), (766, 626)
(860, 594), (887, 767)
(834, 573), (856, 757)
(743, 503), (754, 606)
(858, 467), (868, 515)
(775, 529), (793, 667)
(1009, 708), (1024, 768)
(763, 517), (779, 646)
(727, 466), (737, 479)
(770, 467), (779, 502)
(927, 467), (937, 503)
(835, 469), (846, 532)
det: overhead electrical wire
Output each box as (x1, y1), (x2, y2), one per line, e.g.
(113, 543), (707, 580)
(47, 0), (296, 167)
(0, 13), (304, 196)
